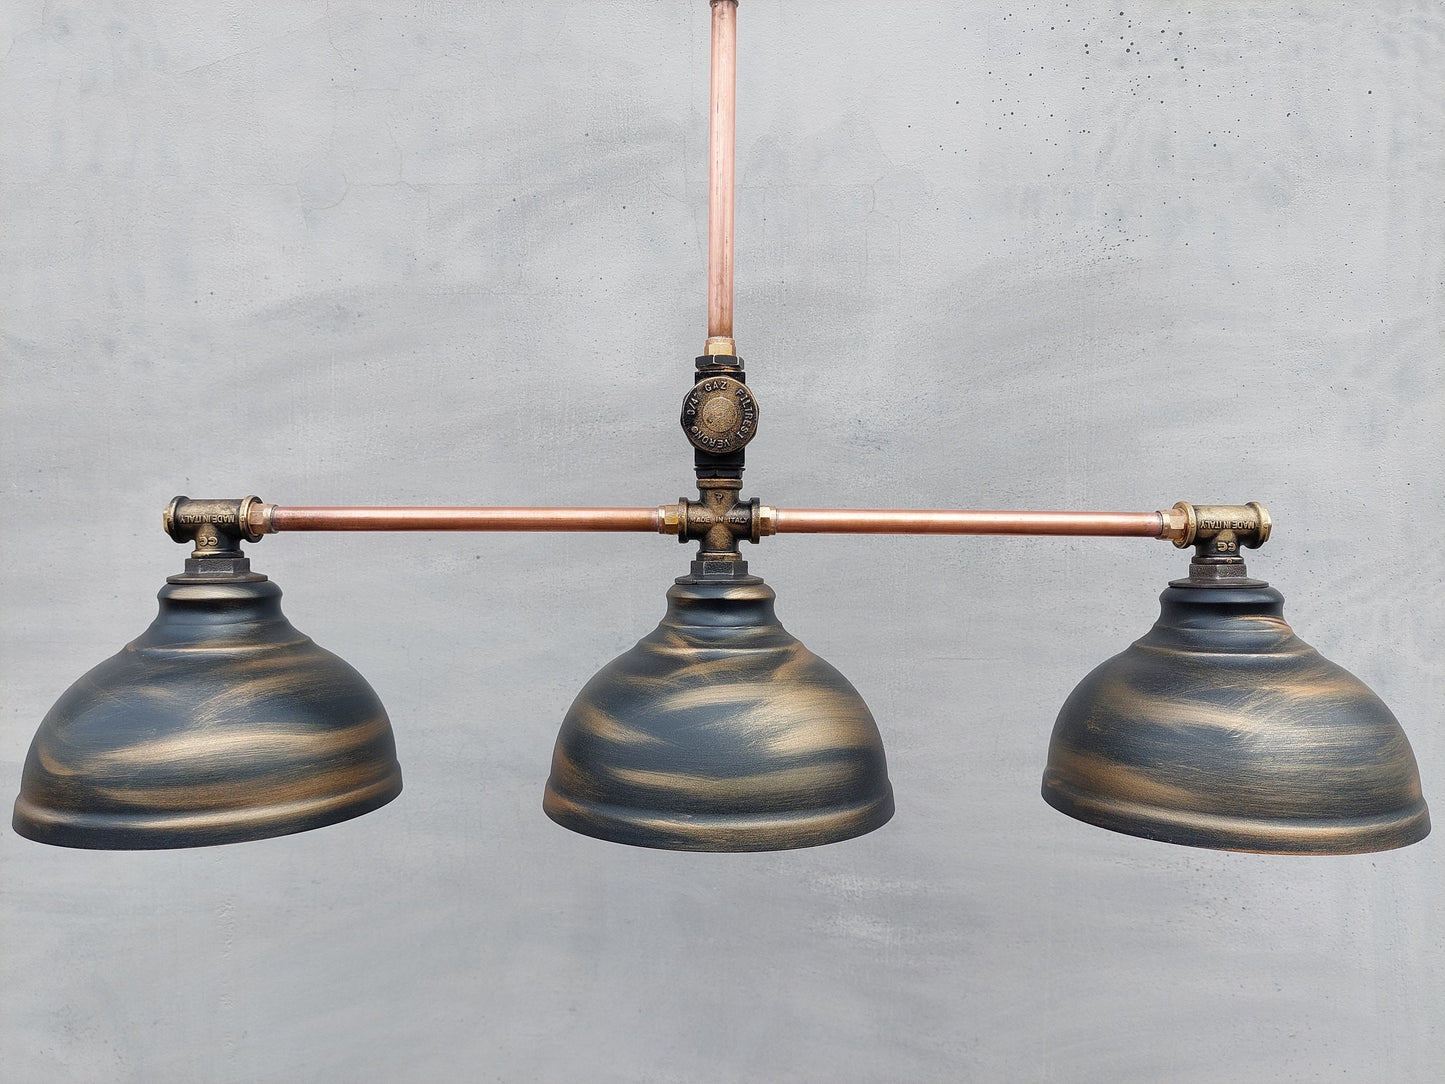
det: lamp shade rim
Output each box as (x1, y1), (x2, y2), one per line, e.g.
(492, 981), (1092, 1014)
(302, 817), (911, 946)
(543, 787), (894, 852)
(12, 771), (403, 850)
(1042, 776), (1430, 855)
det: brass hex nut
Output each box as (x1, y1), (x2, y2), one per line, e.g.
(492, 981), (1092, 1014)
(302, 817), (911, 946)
(659, 501), (687, 537)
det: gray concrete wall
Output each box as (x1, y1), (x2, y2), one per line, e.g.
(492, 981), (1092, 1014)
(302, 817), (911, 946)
(2, 2), (1441, 1080)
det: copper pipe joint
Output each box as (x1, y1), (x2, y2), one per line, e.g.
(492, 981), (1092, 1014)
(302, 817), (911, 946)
(1161, 501), (1271, 549)
(165, 495), (267, 544)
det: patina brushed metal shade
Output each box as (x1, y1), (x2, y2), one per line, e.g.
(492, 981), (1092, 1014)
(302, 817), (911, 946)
(13, 574), (402, 849)
(544, 575), (894, 851)
(1042, 581), (1429, 854)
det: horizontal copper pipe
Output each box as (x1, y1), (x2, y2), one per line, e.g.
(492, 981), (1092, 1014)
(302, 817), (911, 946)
(772, 509), (1166, 537)
(259, 504), (1168, 539)
(267, 506), (661, 533)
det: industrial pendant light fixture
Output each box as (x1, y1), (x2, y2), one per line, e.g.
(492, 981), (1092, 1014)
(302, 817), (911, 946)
(13, 1), (1429, 855)
(1043, 527), (1429, 854)
(13, 508), (403, 849)
(543, 575), (894, 851)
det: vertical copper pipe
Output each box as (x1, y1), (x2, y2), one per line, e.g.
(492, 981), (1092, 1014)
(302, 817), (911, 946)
(707, 0), (738, 349)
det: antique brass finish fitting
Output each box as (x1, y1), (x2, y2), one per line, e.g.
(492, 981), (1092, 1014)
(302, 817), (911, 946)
(1157, 502), (1194, 544)
(162, 494), (270, 572)
(757, 503), (778, 538)
(659, 501), (687, 537)
(1162, 500), (1271, 553)
(680, 373), (759, 454)
(657, 486), (775, 551)
(163, 495), (267, 559)
(695, 478), (747, 555)
(1168, 501), (1273, 585)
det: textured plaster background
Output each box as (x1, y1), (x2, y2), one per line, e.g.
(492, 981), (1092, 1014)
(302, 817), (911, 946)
(2, 2), (1442, 1081)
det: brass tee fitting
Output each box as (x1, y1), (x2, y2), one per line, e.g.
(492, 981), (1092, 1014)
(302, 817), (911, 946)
(1158, 501), (1271, 554)
(163, 495), (270, 556)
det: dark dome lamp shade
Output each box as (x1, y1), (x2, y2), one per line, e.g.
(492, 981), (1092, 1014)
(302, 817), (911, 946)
(1042, 553), (1429, 854)
(12, 557), (402, 850)
(543, 571), (894, 851)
